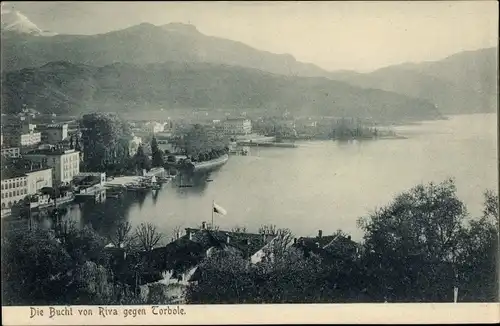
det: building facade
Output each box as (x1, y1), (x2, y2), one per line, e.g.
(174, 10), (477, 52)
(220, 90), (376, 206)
(24, 149), (80, 185)
(39, 124), (69, 144)
(1, 147), (21, 158)
(143, 121), (165, 134)
(128, 135), (143, 156)
(223, 118), (252, 135)
(25, 168), (53, 195)
(1, 175), (28, 210)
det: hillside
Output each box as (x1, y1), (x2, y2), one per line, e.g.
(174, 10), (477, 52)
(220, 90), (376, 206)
(1, 61), (441, 122)
(329, 47), (498, 114)
(1, 22), (331, 78)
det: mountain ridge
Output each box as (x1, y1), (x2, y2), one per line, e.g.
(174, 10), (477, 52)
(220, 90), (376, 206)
(1, 61), (441, 123)
(329, 47), (498, 114)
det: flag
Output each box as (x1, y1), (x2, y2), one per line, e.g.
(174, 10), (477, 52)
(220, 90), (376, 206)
(213, 202), (227, 216)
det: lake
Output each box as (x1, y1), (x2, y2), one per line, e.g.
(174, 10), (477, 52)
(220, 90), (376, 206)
(66, 113), (497, 242)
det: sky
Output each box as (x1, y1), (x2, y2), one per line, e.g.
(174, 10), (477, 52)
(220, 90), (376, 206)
(3, 1), (499, 72)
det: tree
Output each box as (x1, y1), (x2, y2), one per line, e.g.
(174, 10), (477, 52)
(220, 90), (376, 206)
(80, 113), (132, 172)
(2, 228), (73, 305)
(231, 226), (247, 233)
(454, 190), (499, 302)
(134, 223), (163, 252)
(258, 224), (277, 236)
(151, 136), (164, 168)
(134, 144), (151, 173)
(110, 221), (133, 249)
(357, 179), (468, 302)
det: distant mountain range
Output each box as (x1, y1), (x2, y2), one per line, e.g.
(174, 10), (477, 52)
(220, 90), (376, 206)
(1, 21), (330, 78)
(1, 61), (441, 122)
(329, 48), (498, 114)
(0, 11), (497, 119)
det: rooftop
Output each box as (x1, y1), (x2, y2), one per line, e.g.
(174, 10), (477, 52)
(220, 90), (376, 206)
(1, 166), (51, 180)
(25, 148), (78, 156)
(225, 117), (250, 122)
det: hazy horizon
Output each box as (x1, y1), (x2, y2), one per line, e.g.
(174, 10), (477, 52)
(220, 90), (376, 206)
(2, 1), (498, 72)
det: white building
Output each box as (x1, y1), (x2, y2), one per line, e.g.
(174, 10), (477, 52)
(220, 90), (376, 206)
(1, 174), (28, 210)
(21, 131), (42, 147)
(143, 121), (165, 134)
(24, 149), (80, 185)
(1, 147), (21, 158)
(39, 124), (69, 144)
(128, 135), (143, 156)
(25, 168), (53, 195)
(223, 118), (252, 135)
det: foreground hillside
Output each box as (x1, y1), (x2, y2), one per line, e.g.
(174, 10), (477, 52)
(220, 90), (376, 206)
(1, 61), (441, 122)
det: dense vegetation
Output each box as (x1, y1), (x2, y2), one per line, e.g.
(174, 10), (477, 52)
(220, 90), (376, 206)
(170, 124), (229, 163)
(1, 180), (497, 305)
(1, 61), (441, 122)
(186, 180), (498, 303)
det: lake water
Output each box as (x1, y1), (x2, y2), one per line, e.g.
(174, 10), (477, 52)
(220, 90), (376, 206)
(66, 113), (497, 242)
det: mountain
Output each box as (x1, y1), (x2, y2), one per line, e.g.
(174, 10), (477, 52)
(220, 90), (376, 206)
(330, 48), (498, 114)
(1, 21), (330, 77)
(0, 8), (57, 36)
(1, 61), (441, 122)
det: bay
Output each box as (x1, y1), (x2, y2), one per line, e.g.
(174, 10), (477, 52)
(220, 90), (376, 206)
(66, 113), (498, 241)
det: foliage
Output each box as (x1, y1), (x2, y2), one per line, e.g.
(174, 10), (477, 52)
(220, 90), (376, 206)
(134, 223), (164, 252)
(80, 113), (132, 172)
(110, 221), (134, 250)
(1, 228), (73, 305)
(151, 136), (164, 168)
(172, 124), (228, 161)
(134, 144), (151, 172)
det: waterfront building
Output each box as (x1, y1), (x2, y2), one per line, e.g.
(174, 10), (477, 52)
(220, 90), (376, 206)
(223, 118), (252, 135)
(24, 148), (80, 185)
(38, 123), (69, 144)
(1, 147), (21, 158)
(25, 167), (53, 195)
(1, 173), (28, 210)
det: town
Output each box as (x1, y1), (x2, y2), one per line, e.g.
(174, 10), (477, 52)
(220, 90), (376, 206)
(0, 1), (497, 311)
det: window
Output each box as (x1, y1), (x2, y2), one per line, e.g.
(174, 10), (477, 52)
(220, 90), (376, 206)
(24, 181), (27, 186)
(1, 203), (5, 209)
(16, 181), (19, 187)
(8, 183), (12, 189)
(1, 184), (3, 190)
(16, 189), (20, 196)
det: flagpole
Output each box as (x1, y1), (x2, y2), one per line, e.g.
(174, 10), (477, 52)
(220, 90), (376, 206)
(211, 200), (214, 229)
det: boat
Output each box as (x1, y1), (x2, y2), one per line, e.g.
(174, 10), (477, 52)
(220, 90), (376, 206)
(126, 183), (149, 192)
(189, 154), (229, 172)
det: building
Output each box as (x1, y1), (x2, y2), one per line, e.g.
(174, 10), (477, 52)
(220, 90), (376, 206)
(24, 148), (80, 185)
(20, 131), (42, 147)
(25, 168), (53, 195)
(1, 173), (28, 210)
(1, 147), (21, 158)
(143, 121), (165, 134)
(128, 135), (143, 156)
(223, 118), (252, 135)
(39, 124), (69, 144)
